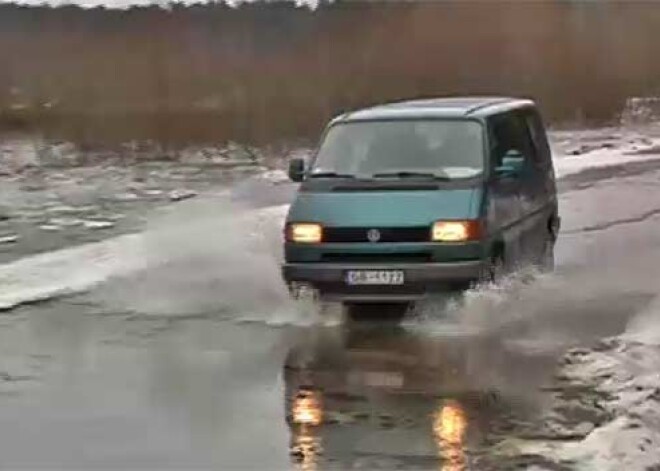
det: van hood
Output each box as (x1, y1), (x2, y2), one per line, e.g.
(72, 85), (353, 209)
(287, 189), (481, 226)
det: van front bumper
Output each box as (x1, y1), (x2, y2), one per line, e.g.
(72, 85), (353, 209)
(282, 261), (484, 302)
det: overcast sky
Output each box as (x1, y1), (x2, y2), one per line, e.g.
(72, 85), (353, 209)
(1, 0), (318, 7)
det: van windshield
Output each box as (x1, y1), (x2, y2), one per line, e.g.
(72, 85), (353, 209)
(310, 120), (484, 180)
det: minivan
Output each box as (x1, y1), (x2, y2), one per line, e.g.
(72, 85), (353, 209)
(282, 97), (559, 312)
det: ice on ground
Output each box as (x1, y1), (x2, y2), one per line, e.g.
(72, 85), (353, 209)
(621, 97), (660, 127)
(551, 125), (660, 178)
(561, 416), (660, 470)
(0, 234), (20, 245)
(0, 233), (146, 310)
(0, 197), (290, 313)
(256, 169), (290, 185)
(513, 296), (660, 469)
(168, 188), (198, 202)
(0, 136), (263, 174)
(82, 220), (115, 230)
(0, 138), (40, 172)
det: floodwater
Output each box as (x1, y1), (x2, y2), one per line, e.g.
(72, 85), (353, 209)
(1, 160), (660, 469)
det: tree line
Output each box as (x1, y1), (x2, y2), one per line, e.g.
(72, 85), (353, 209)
(0, 1), (659, 148)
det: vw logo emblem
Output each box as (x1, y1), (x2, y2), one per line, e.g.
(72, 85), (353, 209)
(367, 229), (381, 243)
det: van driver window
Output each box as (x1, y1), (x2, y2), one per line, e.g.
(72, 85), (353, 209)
(490, 113), (535, 166)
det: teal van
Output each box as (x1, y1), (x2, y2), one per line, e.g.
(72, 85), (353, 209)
(282, 97), (559, 308)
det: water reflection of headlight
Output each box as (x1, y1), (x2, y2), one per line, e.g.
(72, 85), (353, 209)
(290, 429), (322, 471)
(292, 389), (323, 426)
(290, 389), (324, 471)
(432, 400), (467, 471)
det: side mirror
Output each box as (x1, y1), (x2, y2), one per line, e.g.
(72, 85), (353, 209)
(288, 158), (306, 182)
(495, 150), (525, 178)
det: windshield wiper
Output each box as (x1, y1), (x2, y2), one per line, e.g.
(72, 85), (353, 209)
(371, 171), (450, 180)
(308, 171), (357, 179)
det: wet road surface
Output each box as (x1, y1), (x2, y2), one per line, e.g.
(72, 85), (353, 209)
(1, 160), (660, 469)
(0, 286), (646, 470)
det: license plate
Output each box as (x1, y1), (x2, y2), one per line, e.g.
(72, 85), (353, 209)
(345, 270), (405, 286)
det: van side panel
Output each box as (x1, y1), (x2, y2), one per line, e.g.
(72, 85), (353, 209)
(519, 108), (559, 261)
(485, 115), (524, 265)
(485, 107), (557, 268)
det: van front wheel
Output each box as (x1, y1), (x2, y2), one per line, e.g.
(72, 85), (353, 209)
(540, 235), (555, 272)
(478, 253), (506, 285)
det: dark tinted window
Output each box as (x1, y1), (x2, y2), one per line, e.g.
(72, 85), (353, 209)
(489, 112), (536, 167)
(522, 109), (551, 167)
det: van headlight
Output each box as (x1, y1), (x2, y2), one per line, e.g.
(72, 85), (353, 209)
(287, 223), (323, 243)
(431, 220), (481, 242)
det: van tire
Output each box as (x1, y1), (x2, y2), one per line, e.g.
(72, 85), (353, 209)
(479, 252), (506, 285)
(540, 234), (555, 272)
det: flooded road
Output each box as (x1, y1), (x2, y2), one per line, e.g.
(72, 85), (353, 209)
(0, 280), (646, 469)
(1, 156), (660, 469)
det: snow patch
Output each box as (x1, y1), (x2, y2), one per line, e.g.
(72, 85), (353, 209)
(622, 97), (660, 126)
(560, 415), (660, 470)
(553, 131), (660, 178)
(0, 197), (290, 312)
(0, 233), (146, 311)
(516, 298), (660, 469)
(0, 234), (20, 245)
(4, 0), (320, 12)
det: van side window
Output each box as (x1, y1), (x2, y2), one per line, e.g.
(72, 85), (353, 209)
(522, 109), (551, 168)
(489, 113), (535, 167)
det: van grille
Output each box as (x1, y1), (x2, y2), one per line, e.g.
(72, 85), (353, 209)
(321, 252), (432, 263)
(324, 227), (430, 243)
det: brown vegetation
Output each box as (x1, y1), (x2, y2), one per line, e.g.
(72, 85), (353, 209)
(0, 1), (659, 148)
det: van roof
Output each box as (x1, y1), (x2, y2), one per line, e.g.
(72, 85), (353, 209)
(333, 97), (535, 123)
